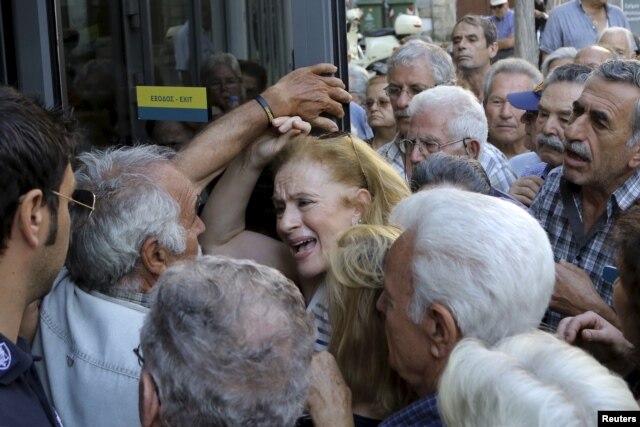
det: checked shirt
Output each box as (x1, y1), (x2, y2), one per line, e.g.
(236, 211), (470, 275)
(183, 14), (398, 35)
(380, 393), (443, 427)
(530, 167), (640, 330)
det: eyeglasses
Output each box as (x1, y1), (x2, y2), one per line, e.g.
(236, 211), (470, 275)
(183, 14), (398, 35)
(491, 3), (505, 9)
(365, 98), (391, 109)
(206, 78), (240, 89)
(51, 189), (96, 229)
(133, 345), (145, 367)
(384, 84), (431, 100)
(403, 137), (469, 154)
(133, 345), (162, 403)
(318, 131), (370, 190)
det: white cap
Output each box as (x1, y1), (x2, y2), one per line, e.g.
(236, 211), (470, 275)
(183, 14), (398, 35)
(490, 0), (507, 6)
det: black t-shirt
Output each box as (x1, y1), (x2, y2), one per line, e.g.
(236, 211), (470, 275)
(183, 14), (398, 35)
(0, 333), (63, 426)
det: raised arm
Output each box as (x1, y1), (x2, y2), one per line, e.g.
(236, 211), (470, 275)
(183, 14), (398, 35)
(199, 117), (310, 280)
(173, 63), (351, 192)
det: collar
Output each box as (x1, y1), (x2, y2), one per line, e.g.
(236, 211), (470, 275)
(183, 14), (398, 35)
(100, 287), (150, 308)
(0, 335), (33, 385)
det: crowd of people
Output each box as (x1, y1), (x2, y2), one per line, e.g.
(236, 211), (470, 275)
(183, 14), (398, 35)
(3, 0), (640, 426)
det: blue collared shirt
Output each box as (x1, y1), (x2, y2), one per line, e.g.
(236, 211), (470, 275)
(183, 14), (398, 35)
(540, 0), (630, 53)
(380, 393), (443, 427)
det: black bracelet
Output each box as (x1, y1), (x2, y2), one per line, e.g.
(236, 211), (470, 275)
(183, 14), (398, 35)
(254, 95), (275, 126)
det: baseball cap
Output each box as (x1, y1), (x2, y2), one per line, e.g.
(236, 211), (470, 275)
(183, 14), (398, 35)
(490, 0), (508, 6)
(506, 82), (544, 111)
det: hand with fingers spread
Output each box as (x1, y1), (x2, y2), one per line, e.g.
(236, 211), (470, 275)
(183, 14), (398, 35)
(557, 310), (634, 374)
(509, 175), (544, 207)
(262, 64), (351, 132)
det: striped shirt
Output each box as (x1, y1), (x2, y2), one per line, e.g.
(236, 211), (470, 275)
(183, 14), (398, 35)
(307, 285), (331, 352)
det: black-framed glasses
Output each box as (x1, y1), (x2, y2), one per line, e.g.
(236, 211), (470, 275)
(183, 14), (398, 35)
(133, 345), (145, 367)
(403, 137), (469, 154)
(51, 189), (96, 230)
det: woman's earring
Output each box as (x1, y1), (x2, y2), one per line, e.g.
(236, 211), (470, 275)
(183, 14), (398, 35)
(351, 217), (361, 226)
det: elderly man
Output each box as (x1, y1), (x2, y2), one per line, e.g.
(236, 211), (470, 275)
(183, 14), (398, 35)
(138, 256), (315, 426)
(574, 44), (616, 69)
(32, 64), (350, 427)
(0, 86), (77, 426)
(540, 0), (629, 59)
(377, 188), (555, 425)
(488, 0), (515, 60)
(508, 63), (592, 206)
(484, 58), (543, 160)
(530, 60), (640, 332)
(451, 15), (498, 102)
(406, 84), (517, 194)
(377, 40), (456, 181)
(598, 27), (636, 59)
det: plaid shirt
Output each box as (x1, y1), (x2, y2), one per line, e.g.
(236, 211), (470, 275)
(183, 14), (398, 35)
(378, 135), (409, 182)
(101, 288), (150, 308)
(479, 142), (518, 193)
(530, 167), (640, 330)
(380, 393), (442, 427)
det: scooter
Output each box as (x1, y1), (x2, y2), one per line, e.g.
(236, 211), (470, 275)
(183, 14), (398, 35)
(348, 9), (423, 74)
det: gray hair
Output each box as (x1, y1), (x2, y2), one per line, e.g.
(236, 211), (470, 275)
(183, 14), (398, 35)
(387, 40), (456, 86)
(408, 85), (488, 146)
(591, 59), (640, 147)
(349, 64), (370, 103)
(544, 63), (592, 89)
(411, 153), (491, 194)
(440, 332), (640, 427)
(140, 255), (315, 427)
(201, 52), (242, 81)
(66, 145), (186, 293)
(540, 47), (577, 77)
(390, 188), (555, 345)
(598, 27), (636, 57)
(484, 58), (543, 102)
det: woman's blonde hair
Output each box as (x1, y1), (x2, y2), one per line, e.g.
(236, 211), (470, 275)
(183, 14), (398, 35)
(271, 133), (410, 225)
(326, 224), (415, 416)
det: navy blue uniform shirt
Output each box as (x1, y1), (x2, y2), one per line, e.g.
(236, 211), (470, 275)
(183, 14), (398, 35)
(0, 333), (62, 426)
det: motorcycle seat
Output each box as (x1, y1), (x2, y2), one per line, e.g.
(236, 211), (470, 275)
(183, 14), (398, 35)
(363, 28), (396, 37)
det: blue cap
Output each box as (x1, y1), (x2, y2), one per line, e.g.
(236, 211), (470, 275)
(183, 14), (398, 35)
(506, 82), (544, 111)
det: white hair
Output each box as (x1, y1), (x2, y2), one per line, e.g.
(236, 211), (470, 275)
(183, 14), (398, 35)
(390, 188), (555, 345)
(408, 85), (488, 146)
(439, 331), (640, 427)
(598, 27), (636, 56)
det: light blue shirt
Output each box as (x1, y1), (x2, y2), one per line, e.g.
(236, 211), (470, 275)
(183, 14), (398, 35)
(540, 0), (630, 53)
(33, 269), (148, 427)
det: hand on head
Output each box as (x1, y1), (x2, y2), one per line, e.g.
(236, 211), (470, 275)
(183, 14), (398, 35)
(263, 63), (352, 132)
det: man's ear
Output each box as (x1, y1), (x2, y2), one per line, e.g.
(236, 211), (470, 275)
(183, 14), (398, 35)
(140, 237), (171, 277)
(465, 139), (481, 160)
(422, 302), (460, 360)
(628, 145), (640, 169)
(16, 189), (46, 248)
(139, 371), (162, 427)
(488, 42), (499, 59)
